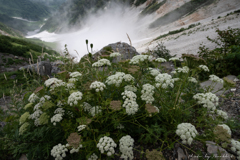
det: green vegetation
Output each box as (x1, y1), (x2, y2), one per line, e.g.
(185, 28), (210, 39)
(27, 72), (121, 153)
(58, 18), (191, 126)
(134, 0), (148, 6)
(150, 0), (215, 28)
(0, 22), (23, 37)
(0, 38), (239, 160)
(0, 35), (59, 61)
(154, 23), (201, 41)
(0, 0), (49, 21)
(141, 0), (166, 15)
(0, 13), (41, 34)
(197, 27), (240, 79)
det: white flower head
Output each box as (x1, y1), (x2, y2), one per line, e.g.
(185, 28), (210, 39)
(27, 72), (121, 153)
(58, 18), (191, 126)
(51, 114), (63, 126)
(122, 91), (139, 115)
(68, 91), (83, 106)
(119, 135), (134, 160)
(193, 92), (219, 111)
(92, 59), (111, 67)
(141, 84), (155, 104)
(188, 77), (198, 83)
(44, 78), (66, 91)
(155, 73), (174, 89)
(176, 123), (198, 145)
(110, 52), (121, 57)
(90, 81), (106, 92)
(51, 143), (68, 160)
(169, 57), (179, 61)
(129, 55), (153, 65)
(209, 75), (223, 84)
(70, 71), (82, 78)
(218, 124), (231, 136)
(97, 136), (117, 156)
(199, 65), (209, 72)
(28, 93), (39, 103)
(155, 58), (167, 63)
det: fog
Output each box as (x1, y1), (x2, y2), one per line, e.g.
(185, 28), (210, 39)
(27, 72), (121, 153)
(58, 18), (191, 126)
(27, 4), (155, 60)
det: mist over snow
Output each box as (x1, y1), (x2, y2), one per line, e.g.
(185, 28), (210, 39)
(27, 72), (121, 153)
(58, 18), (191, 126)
(27, 3), (155, 60)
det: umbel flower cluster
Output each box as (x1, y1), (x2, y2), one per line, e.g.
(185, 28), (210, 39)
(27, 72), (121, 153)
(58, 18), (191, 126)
(122, 91), (139, 115)
(231, 139), (240, 159)
(97, 136), (117, 156)
(176, 123), (198, 145)
(129, 55), (153, 64)
(90, 81), (106, 92)
(193, 92), (219, 111)
(141, 84), (155, 104)
(155, 73), (174, 89)
(106, 72), (134, 87)
(148, 68), (160, 76)
(69, 71), (82, 78)
(199, 65), (209, 72)
(119, 135), (134, 160)
(110, 52), (121, 57)
(68, 91), (83, 106)
(18, 50), (239, 160)
(92, 58), (111, 67)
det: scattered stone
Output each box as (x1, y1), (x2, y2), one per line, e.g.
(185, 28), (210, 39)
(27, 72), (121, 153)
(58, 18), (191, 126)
(206, 141), (231, 160)
(177, 147), (187, 160)
(10, 75), (17, 79)
(91, 42), (139, 63)
(200, 80), (224, 95)
(19, 61), (52, 76)
(19, 154), (28, 160)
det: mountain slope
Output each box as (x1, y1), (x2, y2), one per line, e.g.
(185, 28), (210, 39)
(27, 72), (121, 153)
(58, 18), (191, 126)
(0, 0), (49, 21)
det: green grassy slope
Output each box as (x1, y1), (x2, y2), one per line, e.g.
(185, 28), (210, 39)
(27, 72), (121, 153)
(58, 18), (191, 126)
(0, 0), (49, 21)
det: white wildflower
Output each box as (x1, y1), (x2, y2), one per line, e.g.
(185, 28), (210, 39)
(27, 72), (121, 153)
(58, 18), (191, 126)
(68, 91), (83, 106)
(106, 72), (133, 87)
(155, 58), (167, 63)
(110, 52), (121, 57)
(88, 153), (98, 160)
(155, 73), (174, 89)
(119, 135), (134, 160)
(124, 85), (137, 92)
(70, 71), (82, 78)
(176, 123), (198, 145)
(97, 136), (117, 156)
(169, 57), (179, 61)
(199, 65), (209, 72)
(176, 66), (189, 73)
(193, 92), (219, 110)
(209, 75), (223, 84)
(70, 144), (83, 154)
(90, 81), (106, 92)
(54, 108), (65, 115)
(141, 84), (155, 104)
(28, 93), (39, 103)
(44, 78), (66, 91)
(51, 114), (63, 126)
(92, 59), (111, 67)
(188, 77), (198, 83)
(218, 124), (231, 136)
(122, 91), (139, 115)
(216, 110), (228, 120)
(51, 143), (68, 160)
(90, 106), (102, 117)
(129, 55), (153, 65)
(77, 125), (87, 132)
(149, 68), (160, 76)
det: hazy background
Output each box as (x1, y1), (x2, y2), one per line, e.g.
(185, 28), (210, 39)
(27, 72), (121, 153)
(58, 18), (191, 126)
(27, 3), (155, 60)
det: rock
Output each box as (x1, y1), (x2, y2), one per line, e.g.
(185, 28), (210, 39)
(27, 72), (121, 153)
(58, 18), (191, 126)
(19, 154), (28, 160)
(177, 147), (187, 160)
(206, 141), (231, 160)
(5, 68), (15, 72)
(200, 80), (224, 95)
(19, 61), (52, 76)
(10, 75), (17, 79)
(51, 61), (64, 74)
(92, 42), (139, 63)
